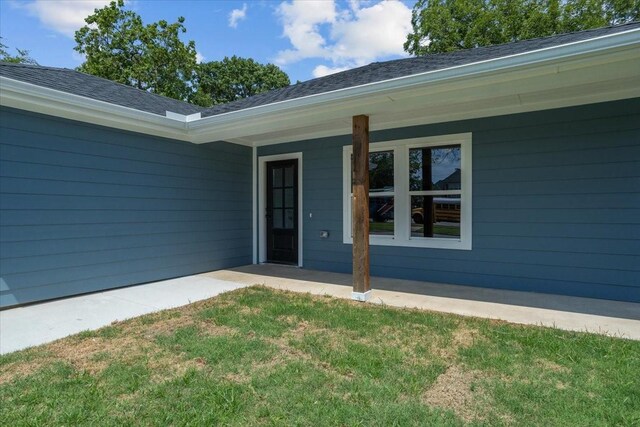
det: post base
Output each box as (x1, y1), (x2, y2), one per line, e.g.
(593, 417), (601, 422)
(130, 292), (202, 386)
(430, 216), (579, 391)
(351, 290), (372, 302)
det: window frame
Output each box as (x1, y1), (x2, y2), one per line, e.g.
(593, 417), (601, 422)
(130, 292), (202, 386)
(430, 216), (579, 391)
(342, 133), (472, 250)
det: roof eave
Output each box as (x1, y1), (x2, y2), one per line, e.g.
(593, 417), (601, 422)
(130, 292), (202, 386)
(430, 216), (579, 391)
(1, 27), (638, 146)
(187, 27), (640, 145)
(0, 77), (191, 142)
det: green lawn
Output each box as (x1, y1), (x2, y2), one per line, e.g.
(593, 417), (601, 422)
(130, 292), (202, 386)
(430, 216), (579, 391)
(1, 287), (639, 426)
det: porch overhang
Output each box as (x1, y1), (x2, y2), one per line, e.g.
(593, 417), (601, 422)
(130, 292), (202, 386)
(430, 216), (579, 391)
(1, 28), (639, 146)
(187, 28), (640, 146)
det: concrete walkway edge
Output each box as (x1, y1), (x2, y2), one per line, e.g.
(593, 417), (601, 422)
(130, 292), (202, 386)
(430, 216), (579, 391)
(2, 266), (639, 354)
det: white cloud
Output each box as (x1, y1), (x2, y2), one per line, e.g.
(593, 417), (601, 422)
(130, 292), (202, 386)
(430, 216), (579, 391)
(275, 0), (412, 77)
(196, 51), (205, 63)
(312, 64), (349, 78)
(17, 1), (112, 38)
(228, 3), (248, 28)
(275, 0), (337, 64)
(330, 1), (411, 64)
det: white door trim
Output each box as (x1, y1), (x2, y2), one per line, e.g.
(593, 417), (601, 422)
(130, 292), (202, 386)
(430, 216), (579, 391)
(258, 152), (303, 267)
(252, 146), (258, 264)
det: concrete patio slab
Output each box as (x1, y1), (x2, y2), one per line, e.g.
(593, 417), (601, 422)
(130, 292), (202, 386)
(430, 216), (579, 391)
(208, 265), (640, 340)
(0, 276), (246, 354)
(2, 264), (639, 354)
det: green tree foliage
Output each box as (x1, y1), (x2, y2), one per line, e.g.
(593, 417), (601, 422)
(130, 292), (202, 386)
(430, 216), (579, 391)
(74, 0), (197, 101)
(0, 38), (37, 64)
(404, 0), (640, 55)
(191, 56), (290, 107)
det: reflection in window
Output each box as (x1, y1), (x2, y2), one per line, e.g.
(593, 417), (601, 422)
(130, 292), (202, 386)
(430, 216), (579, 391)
(410, 146), (461, 191)
(350, 151), (395, 237)
(370, 196), (394, 236)
(369, 151), (394, 192)
(343, 134), (470, 249)
(411, 196), (460, 239)
(368, 151), (394, 236)
(409, 145), (462, 240)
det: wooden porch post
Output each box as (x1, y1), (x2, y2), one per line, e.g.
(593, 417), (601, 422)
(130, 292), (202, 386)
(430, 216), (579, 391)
(352, 115), (371, 301)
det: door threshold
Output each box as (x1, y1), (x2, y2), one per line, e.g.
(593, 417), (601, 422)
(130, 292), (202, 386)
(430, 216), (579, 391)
(260, 262), (301, 268)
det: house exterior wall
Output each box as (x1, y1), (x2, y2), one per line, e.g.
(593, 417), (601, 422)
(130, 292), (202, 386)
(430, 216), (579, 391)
(258, 99), (640, 303)
(0, 107), (252, 308)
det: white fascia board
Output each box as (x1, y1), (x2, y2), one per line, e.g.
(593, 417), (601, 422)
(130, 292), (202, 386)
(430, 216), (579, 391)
(188, 28), (640, 136)
(1, 28), (638, 146)
(166, 111), (201, 122)
(0, 77), (190, 141)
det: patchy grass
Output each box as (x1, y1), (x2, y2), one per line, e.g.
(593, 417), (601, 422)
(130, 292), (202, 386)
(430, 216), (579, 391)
(1, 286), (639, 426)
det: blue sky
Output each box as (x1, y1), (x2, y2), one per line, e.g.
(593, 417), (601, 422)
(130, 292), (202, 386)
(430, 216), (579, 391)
(0, 0), (415, 83)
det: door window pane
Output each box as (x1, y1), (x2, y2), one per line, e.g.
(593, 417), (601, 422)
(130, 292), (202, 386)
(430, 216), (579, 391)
(284, 166), (294, 187)
(273, 208), (283, 228)
(284, 188), (295, 208)
(273, 188), (283, 208)
(284, 209), (295, 229)
(411, 196), (460, 239)
(410, 146), (461, 191)
(273, 168), (283, 187)
(370, 196), (394, 236)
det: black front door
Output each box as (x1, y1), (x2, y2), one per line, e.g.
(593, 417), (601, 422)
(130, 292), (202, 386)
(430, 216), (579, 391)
(266, 159), (298, 264)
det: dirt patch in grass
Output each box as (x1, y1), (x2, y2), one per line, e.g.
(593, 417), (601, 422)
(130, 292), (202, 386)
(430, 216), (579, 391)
(436, 325), (482, 359)
(0, 304), (234, 385)
(222, 371), (251, 384)
(276, 314), (301, 325)
(264, 321), (325, 360)
(146, 350), (205, 383)
(238, 306), (262, 315)
(420, 324), (499, 422)
(198, 322), (238, 337)
(0, 357), (52, 385)
(534, 357), (570, 374)
(423, 364), (489, 422)
(377, 325), (429, 348)
(244, 320), (355, 381)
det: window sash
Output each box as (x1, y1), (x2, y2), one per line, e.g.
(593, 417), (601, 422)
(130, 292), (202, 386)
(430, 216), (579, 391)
(343, 133), (472, 250)
(409, 190), (461, 196)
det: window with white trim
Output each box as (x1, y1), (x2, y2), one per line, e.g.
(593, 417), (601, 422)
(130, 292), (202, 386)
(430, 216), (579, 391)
(343, 133), (472, 250)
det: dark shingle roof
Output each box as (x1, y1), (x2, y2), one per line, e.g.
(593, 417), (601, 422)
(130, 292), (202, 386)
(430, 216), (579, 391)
(1, 22), (637, 118)
(200, 21), (640, 117)
(0, 63), (201, 116)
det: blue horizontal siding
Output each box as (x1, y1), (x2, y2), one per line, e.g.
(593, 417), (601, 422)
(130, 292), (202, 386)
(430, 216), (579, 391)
(0, 107), (252, 307)
(258, 98), (640, 302)
(0, 255), (249, 307)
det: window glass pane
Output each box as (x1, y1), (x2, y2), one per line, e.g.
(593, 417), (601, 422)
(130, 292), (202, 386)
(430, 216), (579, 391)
(284, 209), (295, 229)
(284, 188), (294, 208)
(370, 196), (394, 236)
(411, 196), (460, 239)
(410, 145), (461, 191)
(273, 208), (283, 228)
(284, 166), (294, 187)
(369, 151), (394, 192)
(273, 168), (283, 187)
(273, 188), (283, 209)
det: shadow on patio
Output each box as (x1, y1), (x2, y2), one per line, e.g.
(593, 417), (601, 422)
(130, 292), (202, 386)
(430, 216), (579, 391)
(208, 264), (640, 322)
